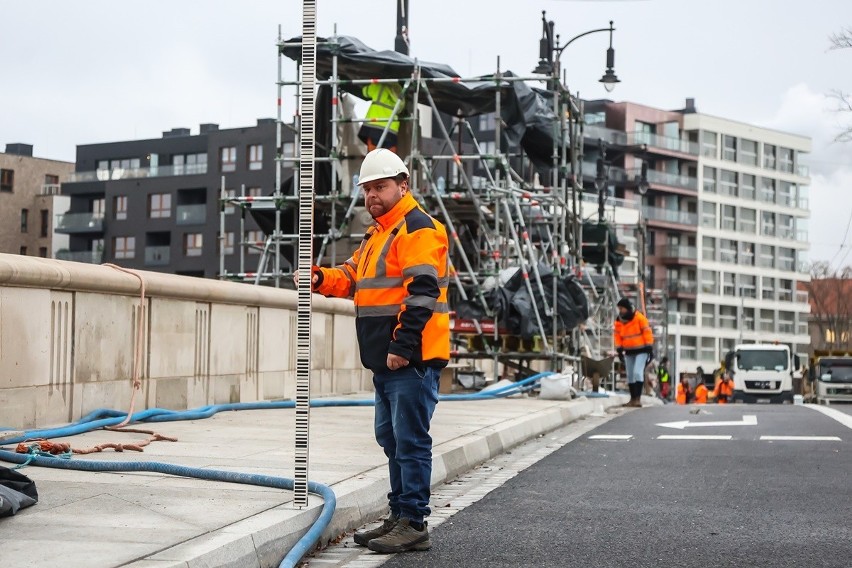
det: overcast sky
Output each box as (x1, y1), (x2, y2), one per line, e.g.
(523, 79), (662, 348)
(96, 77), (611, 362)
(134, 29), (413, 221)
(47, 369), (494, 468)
(3, 0), (851, 266)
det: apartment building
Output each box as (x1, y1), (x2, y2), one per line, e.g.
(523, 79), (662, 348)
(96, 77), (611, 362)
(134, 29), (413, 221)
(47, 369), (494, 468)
(0, 144), (74, 258)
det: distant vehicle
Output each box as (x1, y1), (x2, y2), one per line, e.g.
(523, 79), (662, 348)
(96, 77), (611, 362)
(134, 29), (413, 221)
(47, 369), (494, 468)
(725, 344), (796, 404)
(812, 351), (852, 404)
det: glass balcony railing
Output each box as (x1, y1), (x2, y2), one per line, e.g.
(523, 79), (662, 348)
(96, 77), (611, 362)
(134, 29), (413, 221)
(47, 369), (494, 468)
(629, 131), (700, 155)
(666, 280), (698, 295)
(144, 246), (170, 266)
(176, 204), (207, 225)
(584, 125), (628, 145)
(55, 212), (104, 233)
(797, 164), (810, 177)
(629, 168), (698, 191)
(56, 250), (103, 264)
(642, 207), (698, 226)
(667, 313), (697, 326)
(68, 163), (207, 183)
(41, 184), (62, 196)
(659, 245), (698, 260)
(796, 290), (809, 304)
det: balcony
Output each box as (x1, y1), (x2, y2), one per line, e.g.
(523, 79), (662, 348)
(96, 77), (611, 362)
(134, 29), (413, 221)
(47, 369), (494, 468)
(41, 184), (62, 196)
(658, 245), (698, 263)
(67, 163), (208, 183)
(668, 312), (697, 326)
(665, 280), (698, 297)
(797, 164), (809, 177)
(629, 168), (698, 191)
(796, 290), (809, 304)
(55, 212), (104, 233)
(144, 246), (170, 266)
(56, 250), (103, 264)
(642, 206), (698, 227)
(628, 132), (699, 155)
(176, 204), (207, 225)
(584, 125), (628, 146)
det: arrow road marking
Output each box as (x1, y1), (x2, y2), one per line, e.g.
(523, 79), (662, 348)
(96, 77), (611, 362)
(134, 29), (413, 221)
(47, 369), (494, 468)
(656, 415), (757, 430)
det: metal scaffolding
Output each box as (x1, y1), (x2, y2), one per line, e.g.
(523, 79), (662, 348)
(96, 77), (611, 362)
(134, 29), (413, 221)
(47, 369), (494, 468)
(218, 32), (629, 380)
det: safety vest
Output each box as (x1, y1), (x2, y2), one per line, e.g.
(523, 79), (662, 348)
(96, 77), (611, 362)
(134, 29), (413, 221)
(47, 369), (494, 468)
(614, 311), (654, 354)
(694, 383), (708, 404)
(676, 383), (689, 405)
(362, 83), (403, 134)
(315, 192), (450, 372)
(714, 379), (734, 404)
(658, 367), (670, 383)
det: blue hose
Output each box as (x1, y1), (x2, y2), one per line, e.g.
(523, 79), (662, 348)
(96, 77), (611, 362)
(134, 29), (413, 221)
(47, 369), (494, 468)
(0, 371), (555, 566)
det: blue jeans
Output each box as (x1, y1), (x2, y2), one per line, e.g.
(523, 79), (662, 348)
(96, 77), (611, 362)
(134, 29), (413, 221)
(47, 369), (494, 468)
(625, 353), (649, 385)
(373, 365), (440, 524)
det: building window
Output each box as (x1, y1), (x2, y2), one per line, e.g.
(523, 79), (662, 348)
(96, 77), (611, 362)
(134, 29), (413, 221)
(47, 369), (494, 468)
(44, 174), (59, 193)
(763, 144), (776, 169)
(248, 144), (263, 170)
(739, 207), (756, 234)
(761, 211), (776, 237)
(702, 166), (716, 193)
(722, 135), (737, 161)
(700, 270), (718, 294)
(19, 246), (27, 255)
(224, 189), (236, 214)
(39, 247), (48, 258)
(114, 236), (136, 260)
(20, 209), (28, 233)
(742, 308), (755, 331)
(760, 177), (775, 203)
(740, 242), (755, 266)
(739, 274), (756, 297)
(93, 198), (106, 219)
(778, 279), (794, 302)
(739, 139), (758, 166)
(778, 214), (794, 239)
(758, 244), (774, 269)
(721, 205), (736, 231)
(479, 113), (498, 131)
(247, 186), (263, 198)
(701, 131), (717, 158)
(247, 230), (264, 254)
(719, 170), (737, 196)
(720, 239), (737, 264)
(702, 304), (715, 327)
(1, 169), (14, 192)
(778, 181), (795, 208)
(722, 273), (736, 296)
(173, 153), (207, 175)
(738, 173), (755, 200)
(701, 202), (716, 229)
(719, 305), (737, 329)
(40, 209), (49, 237)
(114, 196), (128, 220)
(220, 146), (237, 172)
(778, 147), (794, 173)
(761, 278), (776, 301)
(778, 247), (795, 271)
(282, 141), (295, 159)
(702, 236), (716, 261)
(223, 232), (235, 255)
(184, 233), (203, 257)
(149, 193), (172, 218)
(700, 337), (717, 362)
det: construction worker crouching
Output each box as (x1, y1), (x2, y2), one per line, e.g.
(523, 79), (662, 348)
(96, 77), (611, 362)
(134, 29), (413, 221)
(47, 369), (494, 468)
(693, 375), (709, 404)
(676, 376), (690, 405)
(298, 149), (449, 554)
(359, 82), (403, 153)
(714, 372), (734, 404)
(613, 297), (655, 408)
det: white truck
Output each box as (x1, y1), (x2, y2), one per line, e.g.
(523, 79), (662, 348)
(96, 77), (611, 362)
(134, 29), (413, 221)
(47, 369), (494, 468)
(725, 343), (796, 404)
(812, 352), (852, 404)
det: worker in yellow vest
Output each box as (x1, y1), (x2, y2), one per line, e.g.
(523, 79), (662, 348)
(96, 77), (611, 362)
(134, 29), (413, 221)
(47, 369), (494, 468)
(359, 83), (403, 153)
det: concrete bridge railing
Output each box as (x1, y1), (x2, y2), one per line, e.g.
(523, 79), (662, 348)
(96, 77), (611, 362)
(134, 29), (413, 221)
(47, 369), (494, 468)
(0, 254), (370, 429)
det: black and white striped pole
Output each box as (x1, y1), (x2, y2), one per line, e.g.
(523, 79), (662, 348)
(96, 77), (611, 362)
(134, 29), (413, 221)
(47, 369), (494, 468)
(294, 0), (317, 510)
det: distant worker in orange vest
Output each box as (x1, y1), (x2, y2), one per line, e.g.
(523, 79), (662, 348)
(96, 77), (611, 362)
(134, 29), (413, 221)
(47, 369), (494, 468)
(693, 376), (709, 404)
(613, 297), (655, 408)
(676, 376), (690, 405)
(714, 372), (734, 404)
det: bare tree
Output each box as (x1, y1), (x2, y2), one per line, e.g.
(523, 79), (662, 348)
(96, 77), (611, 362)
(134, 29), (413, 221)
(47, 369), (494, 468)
(829, 28), (852, 141)
(806, 261), (852, 351)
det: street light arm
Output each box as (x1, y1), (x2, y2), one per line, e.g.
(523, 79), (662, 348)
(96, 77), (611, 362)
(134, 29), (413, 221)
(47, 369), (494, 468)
(556, 25), (614, 56)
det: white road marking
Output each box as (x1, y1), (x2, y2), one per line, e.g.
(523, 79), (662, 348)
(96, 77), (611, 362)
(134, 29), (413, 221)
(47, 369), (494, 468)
(804, 404), (852, 430)
(657, 435), (732, 440)
(657, 415), (757, 430)
(760, 435), (842, 442)
(589, 434), (633, 440)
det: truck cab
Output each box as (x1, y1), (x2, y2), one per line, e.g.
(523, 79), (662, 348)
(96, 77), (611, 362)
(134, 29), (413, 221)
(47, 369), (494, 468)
(814, 355), (852, 404)
(726, 344), (794, 404)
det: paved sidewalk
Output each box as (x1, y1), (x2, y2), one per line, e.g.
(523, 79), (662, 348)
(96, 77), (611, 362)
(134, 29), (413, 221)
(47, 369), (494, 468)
(0, 393), (626, 568)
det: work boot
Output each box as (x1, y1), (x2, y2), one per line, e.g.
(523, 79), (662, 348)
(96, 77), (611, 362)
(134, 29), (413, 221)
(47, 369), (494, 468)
(634, 381), (646, 407)
(367, 518), (431, 553)
(353, 513), (399, 547)
(622, 383), (637, 407)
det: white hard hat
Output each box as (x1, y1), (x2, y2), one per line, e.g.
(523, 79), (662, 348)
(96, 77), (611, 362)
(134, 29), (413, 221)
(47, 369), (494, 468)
(357, 148), (409, 186)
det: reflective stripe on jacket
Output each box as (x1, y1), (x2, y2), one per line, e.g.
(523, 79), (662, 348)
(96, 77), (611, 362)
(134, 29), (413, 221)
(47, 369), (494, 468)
(315, 192), (450, 372)
(362, 83), (402, 133)
(613, 311), (654, 355)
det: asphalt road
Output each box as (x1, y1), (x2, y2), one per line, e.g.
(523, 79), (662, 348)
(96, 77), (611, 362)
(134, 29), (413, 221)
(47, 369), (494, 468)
(383, 403), (851, 568)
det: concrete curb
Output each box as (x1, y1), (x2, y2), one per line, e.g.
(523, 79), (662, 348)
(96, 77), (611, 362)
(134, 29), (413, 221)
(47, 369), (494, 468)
(123, 394), (627, 568)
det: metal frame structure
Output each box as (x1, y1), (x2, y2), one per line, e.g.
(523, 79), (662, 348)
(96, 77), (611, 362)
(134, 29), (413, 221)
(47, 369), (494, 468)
(219, 32), (628, 380)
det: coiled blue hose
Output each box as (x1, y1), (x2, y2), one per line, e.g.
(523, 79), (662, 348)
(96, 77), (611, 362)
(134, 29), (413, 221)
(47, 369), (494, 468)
(0, 371), (555, 567)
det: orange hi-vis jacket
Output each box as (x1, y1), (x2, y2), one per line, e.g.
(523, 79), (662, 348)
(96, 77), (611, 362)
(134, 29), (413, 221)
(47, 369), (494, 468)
(314, 192), (450, 373)
(694, 383), (709, 404)
(613, 311), (654, 355)
(714, 378), (734, 404)
(676, 383), (689, 405)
